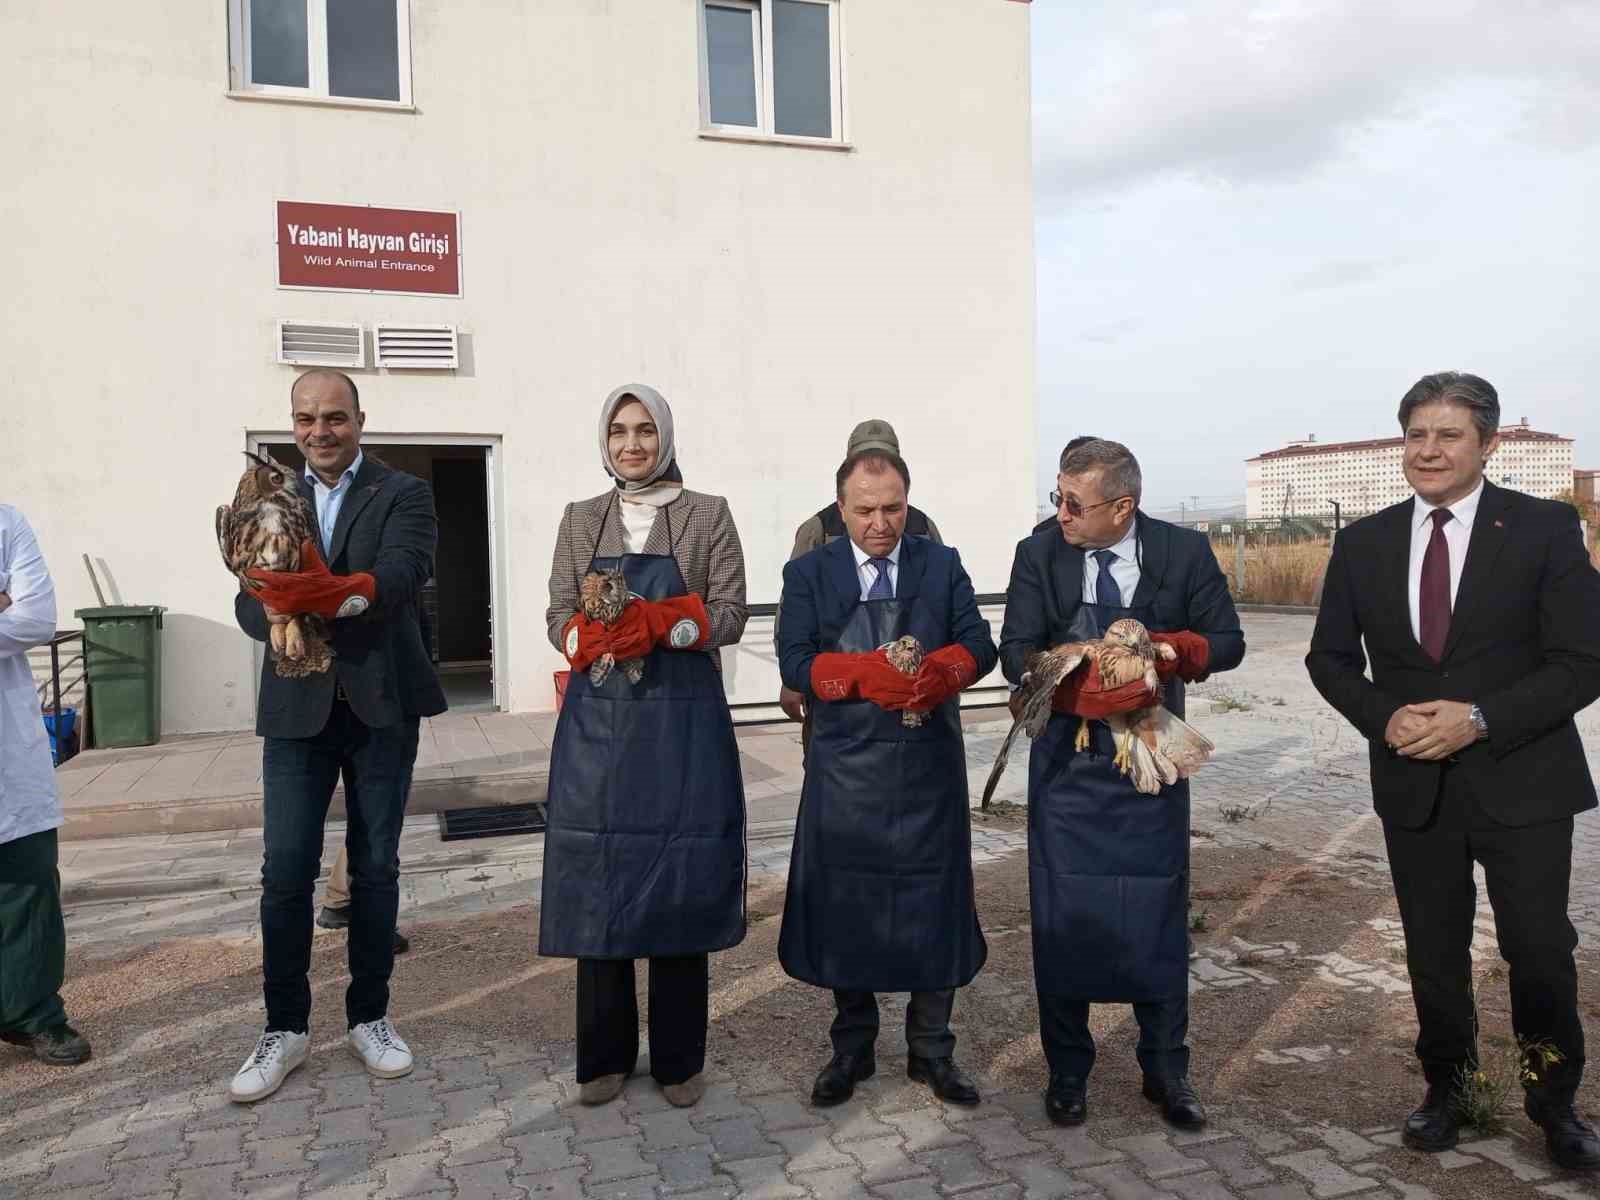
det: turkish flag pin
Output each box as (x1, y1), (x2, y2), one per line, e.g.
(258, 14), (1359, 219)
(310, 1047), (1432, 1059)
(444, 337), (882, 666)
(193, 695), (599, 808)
(1493, 519), (1504, 528)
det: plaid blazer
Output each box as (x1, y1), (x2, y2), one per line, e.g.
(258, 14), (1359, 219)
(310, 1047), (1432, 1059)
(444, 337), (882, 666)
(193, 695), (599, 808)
(545, 488), (749, 652)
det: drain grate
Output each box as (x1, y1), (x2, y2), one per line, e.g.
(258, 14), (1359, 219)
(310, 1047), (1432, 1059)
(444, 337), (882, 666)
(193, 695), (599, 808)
(436, 802), (548, 842)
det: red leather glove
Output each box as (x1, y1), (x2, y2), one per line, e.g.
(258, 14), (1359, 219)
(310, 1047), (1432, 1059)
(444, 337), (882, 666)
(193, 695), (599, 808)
(810, 651), (919, 710)
(1051, 657), (1159, 719)
(634, 595), (711, 652)
(561, 603), (653, 670)
(909, 645), (979, 710)
(245, 541), (376, 620)
(1150, 631), (1211, 683)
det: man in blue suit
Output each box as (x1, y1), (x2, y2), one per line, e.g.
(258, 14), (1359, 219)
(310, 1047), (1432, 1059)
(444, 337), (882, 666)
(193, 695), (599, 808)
(778, 448), (997, 1108)
(1000, 438), (1244, 1129)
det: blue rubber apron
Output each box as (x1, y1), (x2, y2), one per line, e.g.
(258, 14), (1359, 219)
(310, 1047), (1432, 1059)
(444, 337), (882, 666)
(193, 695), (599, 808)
(539, 502), (747, 959)
(1027, 590), (1189, 1001)
(778, 591), (987, 992)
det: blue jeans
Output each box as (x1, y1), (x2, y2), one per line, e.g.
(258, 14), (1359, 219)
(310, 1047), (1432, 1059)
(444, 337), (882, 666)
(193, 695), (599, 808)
(261, 702), (418, 1032)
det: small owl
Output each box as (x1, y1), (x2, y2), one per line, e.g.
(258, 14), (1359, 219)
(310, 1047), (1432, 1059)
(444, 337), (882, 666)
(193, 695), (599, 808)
(579, 569), (644, 686)
(217, 451), (333, 678)
(881, 635), (928, 728)
(981, 617), (1214, 804)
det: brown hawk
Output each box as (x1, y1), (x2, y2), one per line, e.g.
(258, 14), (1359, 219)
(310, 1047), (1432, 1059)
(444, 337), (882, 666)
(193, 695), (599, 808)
(216, 451), (332, 678)
(980, 617), (1213, 804)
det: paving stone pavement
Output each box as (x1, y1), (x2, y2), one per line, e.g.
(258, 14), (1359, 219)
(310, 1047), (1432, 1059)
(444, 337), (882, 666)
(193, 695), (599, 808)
(8, 614), (1600, 1198)
(8, 1045), (1600, 1199)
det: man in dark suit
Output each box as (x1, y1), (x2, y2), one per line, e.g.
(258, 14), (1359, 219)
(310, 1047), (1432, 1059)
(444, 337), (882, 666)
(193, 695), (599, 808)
(777, 449), (997, 1108)
(227, 369), (446, 1103)
(1000, 438), (1242, 1129)
(777, 419), (943, 727)
(1307, 372), (1600, 1170)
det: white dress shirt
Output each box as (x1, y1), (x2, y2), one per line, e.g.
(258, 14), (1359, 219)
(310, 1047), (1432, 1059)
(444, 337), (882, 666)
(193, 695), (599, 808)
(303, 449), (365, 557)
(851, 538), (902, 600)
(0, 505), (62, 846)
(1082, 521), (1141, 606)
(1407, 480), (1481, 643)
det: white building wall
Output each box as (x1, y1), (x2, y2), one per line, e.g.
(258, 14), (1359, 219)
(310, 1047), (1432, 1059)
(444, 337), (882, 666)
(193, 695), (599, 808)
(1, 1), (1035, 734)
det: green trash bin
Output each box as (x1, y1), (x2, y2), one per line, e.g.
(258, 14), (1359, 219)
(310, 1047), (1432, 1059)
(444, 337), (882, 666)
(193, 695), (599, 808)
(75, 605), (167, 748)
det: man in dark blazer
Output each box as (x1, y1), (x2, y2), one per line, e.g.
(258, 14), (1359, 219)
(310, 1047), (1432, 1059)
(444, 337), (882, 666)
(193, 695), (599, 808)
(1307, 372), (1600, 1170)
(227, 369), (446, 1103)
(777, 449), (997, 1108)
(1000, 439), (1242, 1130)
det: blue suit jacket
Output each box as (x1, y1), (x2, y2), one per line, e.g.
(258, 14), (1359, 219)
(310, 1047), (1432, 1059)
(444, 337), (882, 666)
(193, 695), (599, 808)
(998, 513), (1245, 686)
(778, 535), (998, 694)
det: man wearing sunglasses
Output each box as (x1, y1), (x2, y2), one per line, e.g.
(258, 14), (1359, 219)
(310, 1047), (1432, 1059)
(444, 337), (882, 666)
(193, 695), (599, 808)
(999, 439), (1244, 1130)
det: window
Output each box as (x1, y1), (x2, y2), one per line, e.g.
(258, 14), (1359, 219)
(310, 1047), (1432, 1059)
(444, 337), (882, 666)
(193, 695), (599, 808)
(230, 0), (412, 106)
(700, 0), (843, 142)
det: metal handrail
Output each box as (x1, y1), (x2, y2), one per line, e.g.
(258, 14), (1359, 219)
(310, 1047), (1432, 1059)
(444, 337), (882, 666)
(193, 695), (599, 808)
(35, 630), (84, 765)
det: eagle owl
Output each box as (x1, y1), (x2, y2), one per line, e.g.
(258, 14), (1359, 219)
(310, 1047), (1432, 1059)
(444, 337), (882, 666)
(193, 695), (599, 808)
(216, 452), (333, 678)
(579, 568), (644, 686)
(882, 635), (928, 728)
(981, 617), (1214, 803)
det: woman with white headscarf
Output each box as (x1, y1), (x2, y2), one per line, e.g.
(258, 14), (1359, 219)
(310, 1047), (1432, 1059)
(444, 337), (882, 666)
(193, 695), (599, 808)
(542, 384), (749, 1109)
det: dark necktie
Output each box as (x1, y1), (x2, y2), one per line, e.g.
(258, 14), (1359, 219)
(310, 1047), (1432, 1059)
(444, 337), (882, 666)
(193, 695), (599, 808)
(867, 557), (893, 600)
(1419, 509), (1452, 661)
(1094, 549), (1123, 607)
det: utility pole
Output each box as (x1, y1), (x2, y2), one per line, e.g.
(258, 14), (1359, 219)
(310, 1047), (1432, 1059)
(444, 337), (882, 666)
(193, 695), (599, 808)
(1329, 500), (1342, 532)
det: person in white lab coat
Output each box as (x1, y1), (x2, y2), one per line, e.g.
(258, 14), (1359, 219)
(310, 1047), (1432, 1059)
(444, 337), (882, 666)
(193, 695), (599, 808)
(0, 504), (90, 1065)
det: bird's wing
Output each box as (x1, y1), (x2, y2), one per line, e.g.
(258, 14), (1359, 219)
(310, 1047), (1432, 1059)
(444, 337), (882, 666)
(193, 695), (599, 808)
(979, 717), (1028, 810)
(1115, 711), (1174, 795)
(1019, 643), (1092, 737)
(216, 506), (239, 574)
(978, 642), (1091, 809)
(1093, 643), (1150, 689)
(1129, 705), (1215, 793)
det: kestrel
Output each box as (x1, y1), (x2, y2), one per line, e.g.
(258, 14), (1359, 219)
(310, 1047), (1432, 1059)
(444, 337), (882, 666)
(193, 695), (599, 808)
(881, 635), (927, 728)
(579, 568), (645, 686)
(980, 617), (1214, 804)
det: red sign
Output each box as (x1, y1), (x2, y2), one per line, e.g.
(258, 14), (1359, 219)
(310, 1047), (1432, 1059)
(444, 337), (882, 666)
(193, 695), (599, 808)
(276, 201), (460, 296)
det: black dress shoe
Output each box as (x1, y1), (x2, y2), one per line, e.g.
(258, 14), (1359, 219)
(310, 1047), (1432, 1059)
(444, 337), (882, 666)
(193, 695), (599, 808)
(811, 1052), (875, 1107)
(1142, 1075), (1206, 1129)
(1044, 1075), (1087, 1126)
(1402, 1085), (1460, 1152)
(316, 904), (351, 930)
(393, 929), (411, 955)
(1525, 1093), (1600, 1171)
(908, 1056), (980, 1106)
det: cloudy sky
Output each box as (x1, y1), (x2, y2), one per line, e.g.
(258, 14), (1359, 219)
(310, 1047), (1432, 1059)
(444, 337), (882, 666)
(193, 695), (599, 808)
(1031, 1), (1600, 513)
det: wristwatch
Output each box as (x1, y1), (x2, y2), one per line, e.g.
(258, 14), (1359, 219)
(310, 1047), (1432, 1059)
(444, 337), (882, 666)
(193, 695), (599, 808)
(1468, 704), (1488, 740)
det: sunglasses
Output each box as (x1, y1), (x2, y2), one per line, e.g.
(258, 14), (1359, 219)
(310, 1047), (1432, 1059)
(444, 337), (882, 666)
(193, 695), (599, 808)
(1050, 491), (1130, 518)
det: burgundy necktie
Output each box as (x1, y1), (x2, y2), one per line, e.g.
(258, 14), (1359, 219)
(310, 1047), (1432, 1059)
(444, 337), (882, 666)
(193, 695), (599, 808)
(1419, 508), (1452, 662)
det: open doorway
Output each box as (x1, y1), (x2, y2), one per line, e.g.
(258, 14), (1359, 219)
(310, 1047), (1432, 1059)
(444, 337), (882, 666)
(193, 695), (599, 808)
(253, 437), (498, 712)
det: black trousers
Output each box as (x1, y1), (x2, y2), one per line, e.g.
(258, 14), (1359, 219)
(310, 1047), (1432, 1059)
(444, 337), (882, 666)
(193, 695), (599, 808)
(1383, 770), (1584, 1101)
(1037, 992), (1189, 1081)
(831, 989), (956, 1059)
(576, 956), (708, 1086)
(0, 830), (68, 1036)
(261, 701), (418, 1032)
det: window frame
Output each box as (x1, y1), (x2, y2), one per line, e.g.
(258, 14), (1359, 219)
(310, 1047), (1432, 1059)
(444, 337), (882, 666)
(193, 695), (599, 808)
(228, 0), (414, 109)
(698, 0), (847, 148)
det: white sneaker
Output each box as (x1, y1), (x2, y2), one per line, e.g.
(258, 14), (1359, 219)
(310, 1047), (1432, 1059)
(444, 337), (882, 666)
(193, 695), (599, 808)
(347, 1017), (414, 1078)
(229, 1029), (310, 1102)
